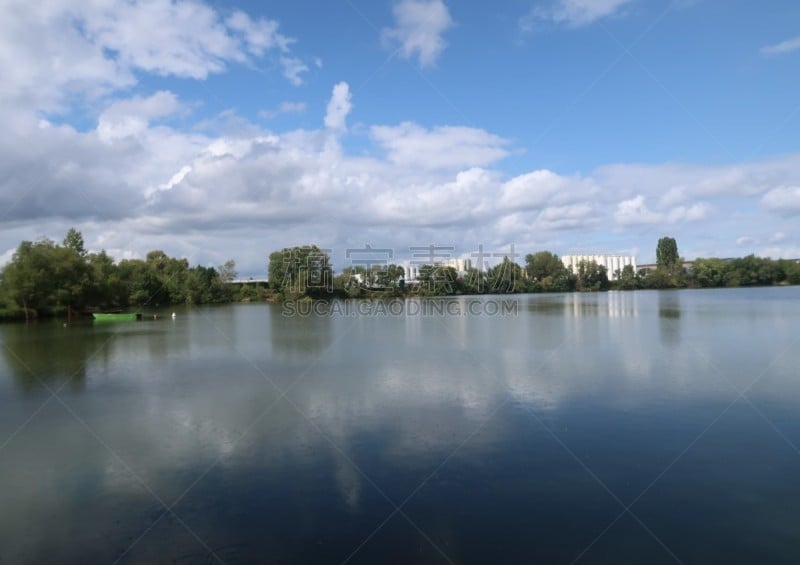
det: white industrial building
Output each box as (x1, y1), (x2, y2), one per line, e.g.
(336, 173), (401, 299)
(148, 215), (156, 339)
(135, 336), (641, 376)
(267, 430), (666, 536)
(561, 254), (637, 280)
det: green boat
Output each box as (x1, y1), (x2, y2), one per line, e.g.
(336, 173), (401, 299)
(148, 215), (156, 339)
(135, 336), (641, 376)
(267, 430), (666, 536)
(92, 312), (141, 322)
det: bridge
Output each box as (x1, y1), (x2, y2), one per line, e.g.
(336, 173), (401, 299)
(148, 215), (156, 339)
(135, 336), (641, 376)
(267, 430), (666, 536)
(230, 277), (269, 284)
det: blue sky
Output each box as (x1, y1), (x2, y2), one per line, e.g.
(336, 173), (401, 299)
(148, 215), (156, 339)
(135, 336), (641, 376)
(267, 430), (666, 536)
(1, 0), (799, 274)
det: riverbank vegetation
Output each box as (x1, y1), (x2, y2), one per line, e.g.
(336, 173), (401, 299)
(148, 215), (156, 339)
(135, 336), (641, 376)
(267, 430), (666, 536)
(2, 232), (799, 319)
(266, 240), (800, 300)
(0, 229), (240, 320)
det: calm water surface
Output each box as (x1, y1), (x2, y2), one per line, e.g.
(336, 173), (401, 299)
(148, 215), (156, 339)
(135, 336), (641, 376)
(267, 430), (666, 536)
(1, 288), (800, 564)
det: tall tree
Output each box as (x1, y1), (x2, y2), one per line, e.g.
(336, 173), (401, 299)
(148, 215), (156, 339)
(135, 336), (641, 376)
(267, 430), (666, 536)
(268, 245), (332, 298)
(486, 257), (525, 294)
(2, 240), (54, 318)
(656, 237), (679, 270)
(63, 228), (87, 257)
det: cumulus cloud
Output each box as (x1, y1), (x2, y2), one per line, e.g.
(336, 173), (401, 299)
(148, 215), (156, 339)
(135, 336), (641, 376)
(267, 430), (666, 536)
(614, 195), (710, 226)
(96, 91), (184, 142)
(324, 82), (353, 131)
(226, 10), (292, 55)
(522, 0), (634, 29)
(761, 186), (800, 216)
(371, 123), (510, 170)
(761, 36), (800, 56)
(383, 0), (453, 68)
(537, 203), (595, 230)
(0, 0), (307, 113)
(5, 87), (800, 272)
(614, 195), (663, 226)
(501, 169), (599, 212)
(3, 0), (800, 272)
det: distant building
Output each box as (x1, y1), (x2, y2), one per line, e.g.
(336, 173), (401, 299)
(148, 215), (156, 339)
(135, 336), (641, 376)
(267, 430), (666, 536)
(404, 264), (420, 281)
(402, 258), (473, 282)
(561, 254), (637, 281)
(442, 258), (472, 275)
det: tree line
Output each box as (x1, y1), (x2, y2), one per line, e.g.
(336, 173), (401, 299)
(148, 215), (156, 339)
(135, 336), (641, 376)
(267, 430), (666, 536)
(267, 238), (800, 299)
(0, 229), (238, 320)
(265, 247), (618, 299)
(3, 234), (799, 320)
(624, 236), (800, 290)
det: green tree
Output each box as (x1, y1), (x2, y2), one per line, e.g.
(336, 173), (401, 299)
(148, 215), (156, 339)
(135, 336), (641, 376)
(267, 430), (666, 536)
(87, 250), (121, 306)
(2, 240), (56, 318)
(486, 257), (525, 294)
(63, 228), (87, 257)
(51, 243), (92, 309)
(724, 255), (780, 287)
(656, 237), (680, 272)
(525, 251), (574, 292)
(690, 258), (726, 288)
(575, 260), (609, 292)
(460, 267), (485, 294)
(778, 259), (800, 285)
(268, 245), (332, 298)
(615, 264), (638, 290)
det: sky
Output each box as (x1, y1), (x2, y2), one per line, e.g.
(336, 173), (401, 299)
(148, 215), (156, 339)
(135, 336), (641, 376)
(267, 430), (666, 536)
(1, 0), (798, 275)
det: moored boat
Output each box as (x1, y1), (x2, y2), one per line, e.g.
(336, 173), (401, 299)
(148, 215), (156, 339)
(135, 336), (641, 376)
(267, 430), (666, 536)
(92, 312), (142, 322)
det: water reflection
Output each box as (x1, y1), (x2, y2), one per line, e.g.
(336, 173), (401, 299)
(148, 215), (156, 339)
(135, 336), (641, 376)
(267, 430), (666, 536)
(526, 291), (639, 318)
(0, 321), (107, 391)
(659, 291), (682, 346)
(1, 289), (800, 563)
(268, 301), (333, 358)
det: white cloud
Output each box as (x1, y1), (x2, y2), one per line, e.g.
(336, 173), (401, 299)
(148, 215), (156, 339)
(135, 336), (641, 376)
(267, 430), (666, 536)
(0, 247), (14, 267)
(85, 1), (251, 78)
(658, 186), (687, 208)
(97, 91), (184, 142)
(761, 36), (800, 56)
(667, 202), (711, 223)
(324, 82), (353, 131)
(225, 10), (292, 55)
(537, 203), (594, 230)
(736, 236), (756, 247)
(614, 195), (663, 226)
(761, 185), (800, 216)
(522, 0), (634, 29)
(0, 0), (305, 114)
(383, 0), (453, 68)
(280, 56), (309, 86)
(5, 104), (800, 272)
(614, 195), (710, 226)
(159, 165), (192, 192)
(499, 170), (570, 210)
(371, 123), (509, 170)
(761, 245), (800, 259)
(4, 8), (800, 276)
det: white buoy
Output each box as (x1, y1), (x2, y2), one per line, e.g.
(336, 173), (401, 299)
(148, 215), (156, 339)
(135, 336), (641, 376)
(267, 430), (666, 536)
(171, 312), (176, 319)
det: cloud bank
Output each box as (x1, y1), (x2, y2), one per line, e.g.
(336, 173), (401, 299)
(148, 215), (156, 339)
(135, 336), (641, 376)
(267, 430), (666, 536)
(1, 0), (799, 275)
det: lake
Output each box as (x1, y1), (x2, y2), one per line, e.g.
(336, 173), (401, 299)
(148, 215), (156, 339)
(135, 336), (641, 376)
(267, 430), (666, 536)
(1, 288), (800, 564)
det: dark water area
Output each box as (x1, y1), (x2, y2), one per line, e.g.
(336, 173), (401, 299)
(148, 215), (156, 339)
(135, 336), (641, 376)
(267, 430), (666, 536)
(1, 288), (800, 564)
